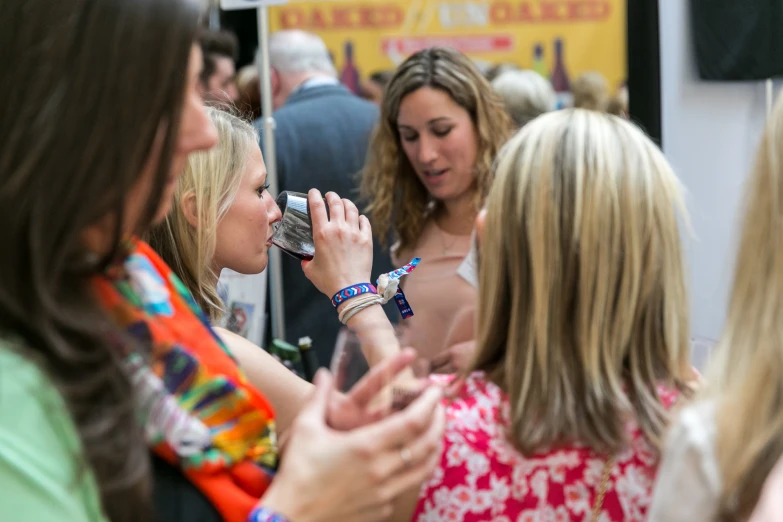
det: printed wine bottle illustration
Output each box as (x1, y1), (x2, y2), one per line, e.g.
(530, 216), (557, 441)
(549, 38), (572, 109)
(532, 43), (548, 78)
(340, 40), (361, 95)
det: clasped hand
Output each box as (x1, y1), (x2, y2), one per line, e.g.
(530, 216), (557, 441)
(262, 350), (445, 522)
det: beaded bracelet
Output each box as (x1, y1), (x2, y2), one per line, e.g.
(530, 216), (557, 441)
(331, 283), (377, 307)
(247, 506), (291, 522)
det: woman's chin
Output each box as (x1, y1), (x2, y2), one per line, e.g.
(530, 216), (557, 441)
(247, 255), (268, 275)
(225, 255), (268, 276)
(256, 257), (269, 274)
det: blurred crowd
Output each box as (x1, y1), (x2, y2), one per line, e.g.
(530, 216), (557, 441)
(197, 28), (629, 129)
(4, 3), (783, 522)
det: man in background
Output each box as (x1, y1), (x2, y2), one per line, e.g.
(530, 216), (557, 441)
(359, 70), (394, 105)
(257, 30), (394, 367)
(198, 29), (239, 104)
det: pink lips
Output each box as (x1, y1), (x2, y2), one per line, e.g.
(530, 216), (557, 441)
(422, 168), (448, 185)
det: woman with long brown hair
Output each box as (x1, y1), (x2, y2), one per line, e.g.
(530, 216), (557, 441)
(649, 89), (783, 522)
(362, 47), (512, 371)
(0, 1), (444, 521)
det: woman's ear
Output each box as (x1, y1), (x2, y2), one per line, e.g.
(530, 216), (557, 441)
(475, 208), (487, 245)
(180, 191), (199, 228)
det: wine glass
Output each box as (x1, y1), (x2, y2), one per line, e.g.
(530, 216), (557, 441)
(270, 191), (327, 261)
(330, 323), (430, 411)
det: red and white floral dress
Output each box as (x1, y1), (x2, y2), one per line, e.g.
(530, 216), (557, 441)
(413, 373), (680, 522)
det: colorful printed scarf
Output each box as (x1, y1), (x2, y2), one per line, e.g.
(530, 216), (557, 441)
(93, 238), (276, 522)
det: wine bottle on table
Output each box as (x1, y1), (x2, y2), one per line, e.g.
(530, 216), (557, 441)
(298, 336), (320, 383)
(532, 43), (548, 78)
(340, 40), (361, 95)
(549, 37), (572, 109)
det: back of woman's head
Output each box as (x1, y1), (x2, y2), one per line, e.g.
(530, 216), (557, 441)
(150, 107), (257, 323)
(0, 0), (200, 519)
(473, 109), (692, 455)
(491, 69), (556, 128)
(706, 91), (783, 521)
(362, 47), (512, 250)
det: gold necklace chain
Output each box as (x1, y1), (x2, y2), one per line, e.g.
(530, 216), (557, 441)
(439, 227), (460, 255)
(590, 454), (615, 522)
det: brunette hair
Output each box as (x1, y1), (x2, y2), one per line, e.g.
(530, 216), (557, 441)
(361, 47), (512, 251)
(0, 0), (201, 519)
(198, 29), (239, 87)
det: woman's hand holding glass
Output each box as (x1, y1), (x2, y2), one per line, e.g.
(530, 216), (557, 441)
(326, 348), (421, 431)
(301, 189), (374, 298)
(260, 368), (446, 522)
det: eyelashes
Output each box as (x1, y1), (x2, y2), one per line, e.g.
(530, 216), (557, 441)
(400, 127), (453, 143)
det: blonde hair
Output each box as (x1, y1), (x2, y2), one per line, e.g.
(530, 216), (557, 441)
(702, 91), (783, 521)
(473, 109), (693, 455)
(572, 71), (609, 111)
(491, 69), (556, 128)
(361, 47), (512, 251)
(149, 107), (257, 322)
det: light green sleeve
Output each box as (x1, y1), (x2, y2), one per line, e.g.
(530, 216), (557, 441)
(0, 344), (108, 522)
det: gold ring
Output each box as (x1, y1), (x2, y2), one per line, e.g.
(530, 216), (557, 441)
(399, 447), (413, 468)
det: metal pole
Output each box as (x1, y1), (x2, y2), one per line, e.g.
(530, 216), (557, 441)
(257, 6), (287, 341)
(208, 6), (220, 29)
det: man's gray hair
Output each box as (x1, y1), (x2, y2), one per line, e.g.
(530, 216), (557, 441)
(492, 69), (556, 128)
(267, 30), (337, 77)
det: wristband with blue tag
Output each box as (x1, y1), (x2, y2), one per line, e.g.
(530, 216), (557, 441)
(248, 506), (291, 522)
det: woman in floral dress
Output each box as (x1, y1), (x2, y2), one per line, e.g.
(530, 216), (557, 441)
(393, 109), (698, 521)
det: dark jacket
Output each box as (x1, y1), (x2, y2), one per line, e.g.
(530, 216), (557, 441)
(257, 83), (395, 367)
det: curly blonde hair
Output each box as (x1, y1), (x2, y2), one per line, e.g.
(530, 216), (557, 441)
(361, 47), (512, 252)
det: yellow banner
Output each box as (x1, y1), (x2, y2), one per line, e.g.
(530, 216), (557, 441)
(269, 0), (626, 93)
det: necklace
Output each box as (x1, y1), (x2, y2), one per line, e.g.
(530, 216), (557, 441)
(439, 227), (460, 255)
(434, 207), (473, 255)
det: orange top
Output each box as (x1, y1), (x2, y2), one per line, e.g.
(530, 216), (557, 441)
(93, 239), (276, 522)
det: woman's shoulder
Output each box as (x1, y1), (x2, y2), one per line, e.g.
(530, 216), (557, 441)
(666, 399), (718, 457)
(0, 338), (59, 404)
(646, 399), (721, 522)
(438, 373), (504, 436)
(0, 336), (80, 447)
(655, 398), (720, 497)
(0, 337), (107, 521)
(0, 340), (78, 461)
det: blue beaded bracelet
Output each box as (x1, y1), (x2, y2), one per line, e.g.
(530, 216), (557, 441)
(331, 283), (377, 307)
(247, 506), (291, 522)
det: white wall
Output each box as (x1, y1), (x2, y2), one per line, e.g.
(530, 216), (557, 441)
(659, 0), (774, 369)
